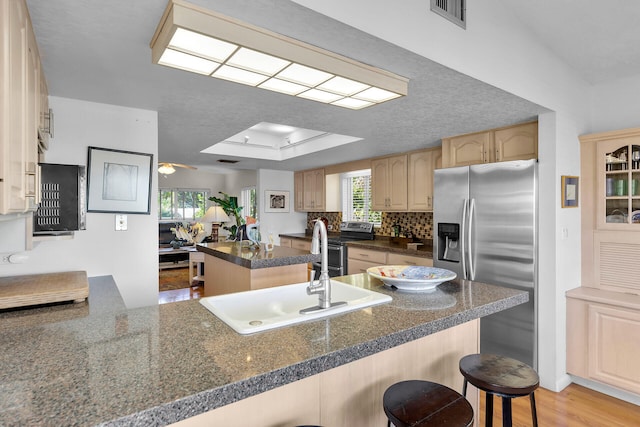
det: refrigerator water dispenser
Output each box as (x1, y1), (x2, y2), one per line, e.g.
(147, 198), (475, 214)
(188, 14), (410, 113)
(437, 223), (460, 262)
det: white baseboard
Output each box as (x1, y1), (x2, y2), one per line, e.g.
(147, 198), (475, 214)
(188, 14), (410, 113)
(570, 375), (640, 405)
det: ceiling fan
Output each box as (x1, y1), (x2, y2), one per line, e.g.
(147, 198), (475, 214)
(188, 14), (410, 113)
(158, 162), (197, 175)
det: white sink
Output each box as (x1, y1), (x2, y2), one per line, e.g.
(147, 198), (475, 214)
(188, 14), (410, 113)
(199, 280), (392, 334)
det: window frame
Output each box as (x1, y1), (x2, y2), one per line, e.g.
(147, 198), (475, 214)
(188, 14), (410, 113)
(158, 188), (209, 221)
(341, 169), (381, 225)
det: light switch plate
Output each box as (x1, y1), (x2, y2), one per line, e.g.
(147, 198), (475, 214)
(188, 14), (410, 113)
(115, 214), (128, 231)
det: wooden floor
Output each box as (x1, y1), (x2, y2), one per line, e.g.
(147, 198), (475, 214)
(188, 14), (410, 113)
(158, 284), (203, 304)
(163, 288), (640, 426)
(478, 383), (640, 426)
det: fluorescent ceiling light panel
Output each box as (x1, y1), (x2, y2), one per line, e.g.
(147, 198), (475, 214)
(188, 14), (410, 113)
(213, 65), (269, 86)
(227, 47), (290, 75)
(150, 0), (408, 109)
(353, 87), (402, 103)
(318, 76), (370, 96)
(332, 97), (373, 110)
(297, 88), (344, 103)
(158, 49), (220, 75)
(277, 63), (333, 86)
(168, 27), (237, 62)
(258, 78), (307, 95)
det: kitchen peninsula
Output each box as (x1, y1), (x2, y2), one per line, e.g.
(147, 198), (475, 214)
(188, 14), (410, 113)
(0, 273), (527, 426)
(196, 241), (318, 297)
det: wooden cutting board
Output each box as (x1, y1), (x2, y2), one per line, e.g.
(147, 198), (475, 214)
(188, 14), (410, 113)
(0, 271), (89, 310)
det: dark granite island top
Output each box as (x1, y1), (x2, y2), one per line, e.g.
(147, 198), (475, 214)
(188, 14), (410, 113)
(0, 274), (527, 426)
(196, 241), (319, 269)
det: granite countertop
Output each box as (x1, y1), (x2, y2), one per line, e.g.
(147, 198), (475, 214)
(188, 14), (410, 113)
(0, 273), (527, 426)
(279, 233), (433, 258)
(196, 241), (319, 269)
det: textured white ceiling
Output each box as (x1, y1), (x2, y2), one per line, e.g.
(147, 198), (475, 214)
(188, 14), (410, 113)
(26, 0), (634, 172)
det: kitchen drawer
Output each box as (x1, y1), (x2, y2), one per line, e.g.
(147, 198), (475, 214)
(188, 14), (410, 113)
(291, 239), (311, 251)
(347, 247), (387, 264)
(279, 237), (292, 248)
(347, 259), (382, 275)
(387, 253), (433, 267)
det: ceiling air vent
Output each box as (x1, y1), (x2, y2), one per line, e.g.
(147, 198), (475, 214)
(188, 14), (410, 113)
(431, 0), (466, 29)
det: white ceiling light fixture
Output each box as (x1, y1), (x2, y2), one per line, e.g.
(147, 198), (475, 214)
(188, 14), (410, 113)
(150, 0), (408, 109)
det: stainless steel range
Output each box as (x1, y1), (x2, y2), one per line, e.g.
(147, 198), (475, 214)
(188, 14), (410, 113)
(312, 221), (375, 278)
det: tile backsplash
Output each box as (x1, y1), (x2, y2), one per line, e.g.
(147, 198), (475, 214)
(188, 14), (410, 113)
(380, 212), (433, 239)
(306, 211), (433, 239)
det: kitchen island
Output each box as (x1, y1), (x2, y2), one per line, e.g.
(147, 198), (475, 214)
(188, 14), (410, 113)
(0, 273), (527, 426)
(196, 241), (318, 296)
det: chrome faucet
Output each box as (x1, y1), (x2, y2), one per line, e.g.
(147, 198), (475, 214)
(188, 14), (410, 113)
(300, 219), (346, 314)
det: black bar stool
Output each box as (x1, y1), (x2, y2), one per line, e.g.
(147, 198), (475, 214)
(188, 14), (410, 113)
(383, 380), (474, 427)
(459, 354), (539, 427)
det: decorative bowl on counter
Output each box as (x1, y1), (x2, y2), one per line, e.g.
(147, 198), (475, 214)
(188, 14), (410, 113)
(367, 265), (457, 292)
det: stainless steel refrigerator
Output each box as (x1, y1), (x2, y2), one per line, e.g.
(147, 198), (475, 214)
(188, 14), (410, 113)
(433, 159), (537, 368)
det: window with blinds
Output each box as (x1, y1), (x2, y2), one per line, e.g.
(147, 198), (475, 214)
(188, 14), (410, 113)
(341, 170), (382, 225)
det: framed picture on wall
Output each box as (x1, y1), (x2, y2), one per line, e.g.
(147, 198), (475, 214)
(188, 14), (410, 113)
(264, 190), (290, 213)
(87, 146), (153, 214)
(561, 175), (579, 208)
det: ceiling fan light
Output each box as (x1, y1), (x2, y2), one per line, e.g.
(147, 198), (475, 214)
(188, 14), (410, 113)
(159, 49), (220, 75)
(168, 28), (237, 63)
(158, 164), (176, 175)
(213, 65), (270, 86)
(227, 47), (291, 75)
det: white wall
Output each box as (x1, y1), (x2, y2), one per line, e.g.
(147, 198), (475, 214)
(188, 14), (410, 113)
(0, 97), (159, 308)
(590, 74), (640, 132)
(293, 0), (591, 391)
(257, 169), (306, 245)
(158, 167), (226, 197)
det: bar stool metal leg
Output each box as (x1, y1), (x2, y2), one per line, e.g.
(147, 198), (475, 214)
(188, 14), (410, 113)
(485, 393), (493, 427)
(530, 392), (538, 427)
(502, 396), (512, 427)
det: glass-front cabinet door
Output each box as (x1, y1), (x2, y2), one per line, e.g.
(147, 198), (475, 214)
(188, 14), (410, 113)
(597, 138), (640, 228)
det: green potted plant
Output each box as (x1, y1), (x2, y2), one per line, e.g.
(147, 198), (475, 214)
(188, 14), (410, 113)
(208, 192), (244, 239)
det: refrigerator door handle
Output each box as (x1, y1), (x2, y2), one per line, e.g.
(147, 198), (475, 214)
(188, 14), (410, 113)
(468, 198), (476, 280)
(461, 198), (468, 279)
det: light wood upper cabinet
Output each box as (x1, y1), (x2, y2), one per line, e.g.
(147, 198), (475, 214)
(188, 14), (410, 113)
(442, 121), (538, 168)
(494, 121), (538, 162)
(408, 147), (441, 211)
(302, 168), (325, 211)
(442, 131), (491, 167)
(0, 0), (45, 214)
(371, 154), (407, 211)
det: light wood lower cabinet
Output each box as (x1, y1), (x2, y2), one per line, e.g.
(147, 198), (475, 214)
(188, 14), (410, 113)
(279, 237), (292, 248)
(170, 319), (479, 427)
(290, 239), (311, 251)
(387, 252), (433, 267)
(203, 254), (308, 297)
(348, 247), (433, 274)
(566, 287), (640, 394)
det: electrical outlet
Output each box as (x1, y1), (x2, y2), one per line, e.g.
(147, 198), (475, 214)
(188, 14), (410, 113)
(115, 214), (128, 231)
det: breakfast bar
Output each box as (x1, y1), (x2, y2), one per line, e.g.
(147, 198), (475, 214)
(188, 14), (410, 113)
(0, 273), (527, 426)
